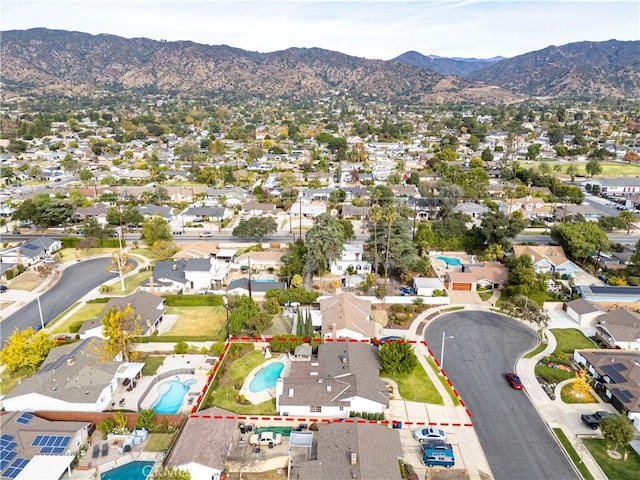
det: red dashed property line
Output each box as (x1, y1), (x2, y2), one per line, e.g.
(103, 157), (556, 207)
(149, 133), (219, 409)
(190, 340), (231, 414)
(186, 414), (473, 428)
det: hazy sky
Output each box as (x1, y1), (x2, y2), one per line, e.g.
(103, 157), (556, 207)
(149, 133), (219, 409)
(2, 1), (639, 59)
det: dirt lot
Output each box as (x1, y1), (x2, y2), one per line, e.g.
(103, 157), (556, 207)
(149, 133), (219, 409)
(7, 271), (48, 291)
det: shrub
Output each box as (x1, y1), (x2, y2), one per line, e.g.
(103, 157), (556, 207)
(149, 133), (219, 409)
(99, 238), (126, 248)
(99, 285), (112, 293)
(628, 276), (640, 286)
(16, 264), (25, 274)
(87, 297), (110, 304)
(97, 418), (115, 439)
(5, 269), (17, 280)
(405, 304), (416, 314)
(62, 237), (80, 248)
(265, 288), (321, 305)
(174, 341), (189, 354)
(264, 297), (281, 314)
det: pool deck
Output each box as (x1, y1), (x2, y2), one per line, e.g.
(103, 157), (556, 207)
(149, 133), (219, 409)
(240, 355), (290, 405)
(430, 251), (470, 279)
(69, 439), (162, 479)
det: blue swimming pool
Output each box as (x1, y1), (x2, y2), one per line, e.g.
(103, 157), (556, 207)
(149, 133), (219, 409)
(101, 461), (154, 480)
(249, 362), (284, 393)
(253, 279), (275, 283)
(436, 256), (463, 267)
(151, 378), (196, 414)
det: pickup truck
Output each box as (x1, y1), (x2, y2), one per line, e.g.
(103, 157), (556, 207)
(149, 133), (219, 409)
(249, 431), (282, 447)
(581, 411), (616, 430)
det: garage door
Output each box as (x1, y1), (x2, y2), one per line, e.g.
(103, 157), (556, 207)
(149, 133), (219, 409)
(452, 283), (472, 290)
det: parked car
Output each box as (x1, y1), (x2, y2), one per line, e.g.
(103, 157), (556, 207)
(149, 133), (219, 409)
(378, 336), (405, 345)
(0, 285), (7, 293)
(42, 257), (56, 264)
(199, 231), (212, 238)
(505, 373), (523, 390)
(413, 427), (447, 443)
(421, 444), (455, 468)
(420, 440), (452, 451)
(249, 431), (282, 447)
(581, 411), (616, 430)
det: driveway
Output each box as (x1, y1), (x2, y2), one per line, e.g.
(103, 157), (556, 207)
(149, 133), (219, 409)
(425, 310), (580, 480)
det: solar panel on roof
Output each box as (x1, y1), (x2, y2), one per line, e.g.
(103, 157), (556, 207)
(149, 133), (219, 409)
(32, 435), (43, 447)
(0, 435), (15, 444)
(52, 447), (66, 455)
(4, 458), (29, 478)
(601, 364), (627, 383)
(0, 451), (17, 464)
(38, 339), (88, 375)
(45, 437), (56, 447)
(15, 412), (34, 425)
(40, 446), (53, 454)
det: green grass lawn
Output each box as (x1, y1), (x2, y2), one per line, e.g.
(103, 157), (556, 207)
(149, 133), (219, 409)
(553, 428), (595, 480)
(551, 328), (597, 355)
(106, 270), (152, 295)
(583, 438), (640, 480)
(560, 382), (597, 403)
(143, 434), (174, 452)
(477, 290), (493, 301)
(551, 162), (640, 177)
(425, 356), (460, 406)
(0, 367), (32, 396)
(524, 342), (547, 359)
(202, 348), (276, 414)
(50, 302), (106, 334)
(141, 356), (165, 376)
(535, 364), (575, 383)
(382, 362), (444, 405)
(164, 306), (226, 336)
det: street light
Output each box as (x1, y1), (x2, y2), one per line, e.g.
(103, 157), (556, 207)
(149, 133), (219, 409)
(441, 331), (455, 373)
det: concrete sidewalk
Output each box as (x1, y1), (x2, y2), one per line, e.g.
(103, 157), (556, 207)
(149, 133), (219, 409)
(516, 329), (609, 480)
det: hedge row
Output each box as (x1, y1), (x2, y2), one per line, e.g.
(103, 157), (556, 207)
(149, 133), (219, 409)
(134, 335), (218, 343)
(86, 297), (110, 304)
(163, 294), (223, 306)
(61, 237), (126, 248)
(265, 288), (321, 305)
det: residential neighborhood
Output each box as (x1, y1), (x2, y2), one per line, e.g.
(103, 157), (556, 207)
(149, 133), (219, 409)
(0, 81), (640, 480)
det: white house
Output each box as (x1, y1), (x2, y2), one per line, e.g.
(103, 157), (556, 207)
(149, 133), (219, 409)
(140, 258), (230, 294)
(0, 237), (62, 265)
(1, 338), (142, 413)
(594, 308), (640, 350)
(276, 343), (389, 418)
(289, 201), (327, 217)
(512, 245), (579, 278)
(330, 244), (371, 276)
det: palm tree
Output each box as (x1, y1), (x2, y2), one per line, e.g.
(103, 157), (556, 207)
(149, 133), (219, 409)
(618, 210), (638, 234)
(382, 206), (397, 285)
(369, 205), (382, 274)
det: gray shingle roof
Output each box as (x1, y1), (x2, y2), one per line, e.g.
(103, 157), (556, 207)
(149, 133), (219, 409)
(227, 278), (286, 293)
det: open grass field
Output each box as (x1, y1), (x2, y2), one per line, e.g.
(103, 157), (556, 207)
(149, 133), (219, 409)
(164, 306), (226, 336)
(382, 362), (443, 405)
(551, 328), (597, 355)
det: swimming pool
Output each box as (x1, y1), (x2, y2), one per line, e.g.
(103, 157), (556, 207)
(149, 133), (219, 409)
(436, 256), (463, 267)
(151, 378), (196, 414)
(101, 461), (154, 480)
(249, 362), (284, 393)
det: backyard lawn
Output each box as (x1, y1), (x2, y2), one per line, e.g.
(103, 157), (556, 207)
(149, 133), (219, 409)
(164, 306), (226, 336)
(143, 434), (174, 452)
(551, 328), (597, 355)
(202, 347), (277, 414)
(382, 361), (443, 405)
(142, 356), (165, 376)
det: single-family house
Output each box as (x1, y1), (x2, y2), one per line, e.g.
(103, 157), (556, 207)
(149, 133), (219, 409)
(241, 200), (277, 216)
(0, 412), (90, 480)
(0, 237), (62, 265)
(141, 258), (230, 294)
(329, 244), (371, 276)
(319, 293), (380, 340)
(289, 201), (327, 218)
(573, 349), (640, 432)
(292, 422), (403, 480)
(583, 178), (640, 197)
(341, 204), (370, 219)
(137, 204), (174, 220)
(407, 198), (439, 221)
(553, 204), (605, 222)
(444, 261), (508, 291)
(164, 407), (237, 480)
(226, 278), (286, 297)
(453, 202), (489, 227)
(562, 298), (606, 326)
(575, 285), (640, 304)
(594, 308), (640, 350)
(512, 245), (579, 278)
(276, 342), (389, 418)
(78, 291), (166, 338)
(0, 337), (143, 412)
(182, 206), (231, 224)
(72, 204), (110, 225)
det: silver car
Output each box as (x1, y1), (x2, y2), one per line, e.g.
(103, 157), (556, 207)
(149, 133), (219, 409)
(413, 427), (447, 442)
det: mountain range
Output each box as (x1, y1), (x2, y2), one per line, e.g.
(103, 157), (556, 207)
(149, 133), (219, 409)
(1, 29), (639, 102)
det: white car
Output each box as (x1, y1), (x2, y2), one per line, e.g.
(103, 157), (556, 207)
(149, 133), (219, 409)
(42, 257), (56, 264)
(413, 427), (447, 442)
(249, 431), (282, 446)
(199, 232), (212, 238)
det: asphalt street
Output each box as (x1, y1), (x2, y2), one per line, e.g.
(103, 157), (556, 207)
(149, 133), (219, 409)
(425, 310), (580, 480)
(0, 257), (121, 337)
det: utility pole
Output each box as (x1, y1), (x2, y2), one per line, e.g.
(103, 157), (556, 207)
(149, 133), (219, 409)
(247, 255), (252, 299)
(299, 195), (302, 239)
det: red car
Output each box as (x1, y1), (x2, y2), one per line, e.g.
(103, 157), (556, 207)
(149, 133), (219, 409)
(505, 373), (523, 390)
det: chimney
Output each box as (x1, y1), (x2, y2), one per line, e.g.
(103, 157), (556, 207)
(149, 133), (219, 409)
(288, 388), (294, 398)
(172, 264), (177, 270)
(350, 452), (357, 465)
(326, 385), (331, 392)
(341, 354), (348, 364)
(149, 275), (155, 293)
(332, 323), (337, 339)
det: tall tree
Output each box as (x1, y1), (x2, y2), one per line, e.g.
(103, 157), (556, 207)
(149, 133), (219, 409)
(379, 341), (417, 375)
(600, 415), (635, 454)
(382, 206), (397, 284)
(141, 216), (173, 246)
(304, 213), (346, 274)
(101, 305), (142, 362)
(369, 205), (383, 274)
(0, 327), (55, 373)
(232, 216), (278, 243)
(109, 252), (135, 291)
